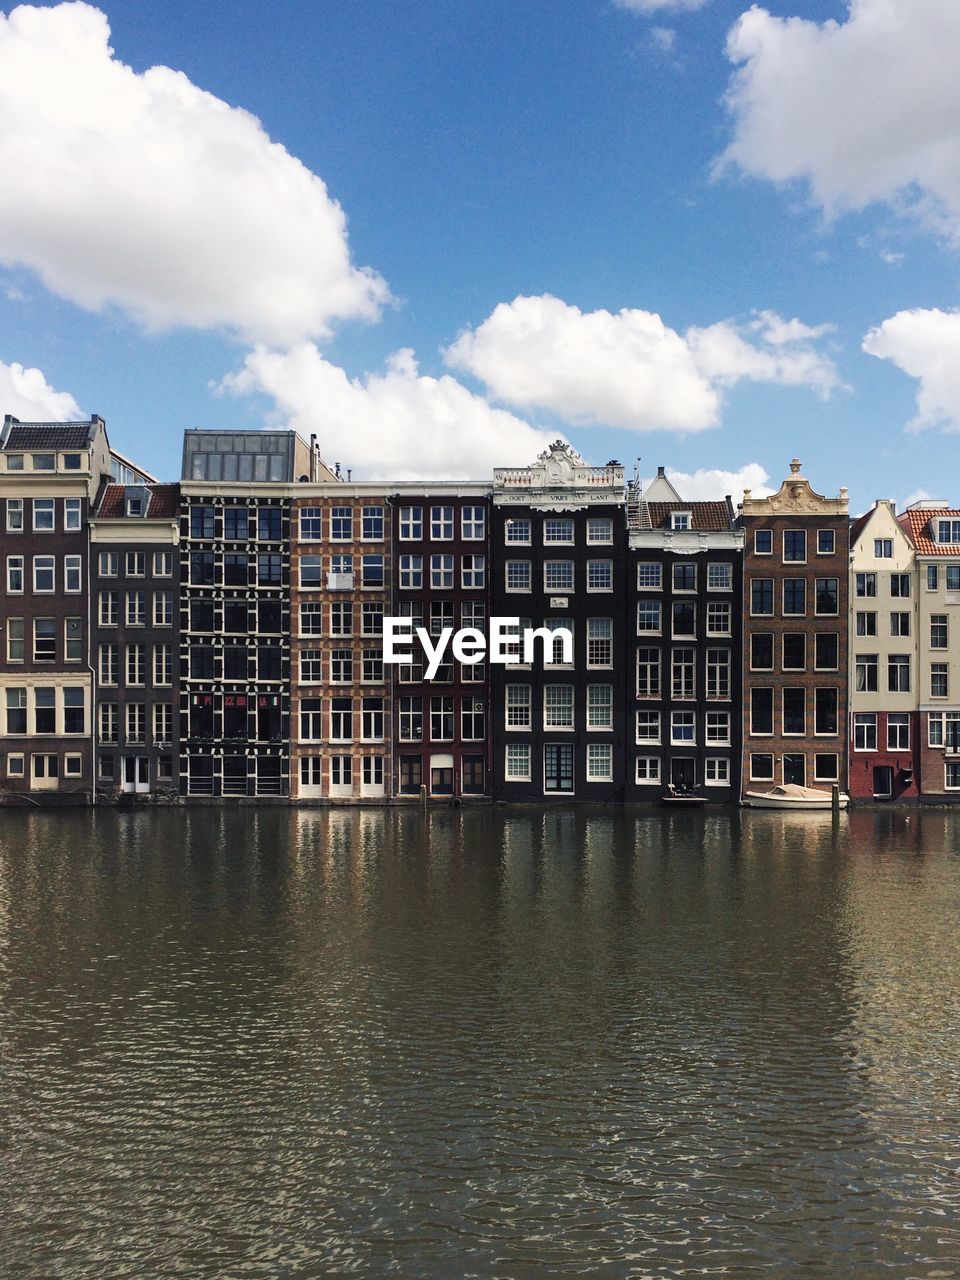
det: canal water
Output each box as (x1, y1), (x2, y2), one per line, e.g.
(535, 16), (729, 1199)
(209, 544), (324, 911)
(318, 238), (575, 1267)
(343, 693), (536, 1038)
(1, 806), (959, 1278)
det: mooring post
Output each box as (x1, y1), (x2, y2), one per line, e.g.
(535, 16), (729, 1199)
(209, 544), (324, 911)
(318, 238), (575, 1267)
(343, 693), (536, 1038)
(832, 783), (840, 814)
(420, 784), (427, 809)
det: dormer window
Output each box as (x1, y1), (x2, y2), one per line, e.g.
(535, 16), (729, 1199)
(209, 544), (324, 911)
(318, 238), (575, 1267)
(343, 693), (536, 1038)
(32, 454), (55, 470)
(937, 519), (960, 544)
(125, 487), (148, 518)
(6, 454), (24, 471)
(671, 512), (691, 531)
(126, 497), (144, 517)
(63, 454), (82, 470)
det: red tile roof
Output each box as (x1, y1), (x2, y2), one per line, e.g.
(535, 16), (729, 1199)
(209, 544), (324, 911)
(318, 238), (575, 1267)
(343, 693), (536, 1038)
(644, 500), (734, 532)
(96, 483), (180, 519)
(899, 507), (960, 555)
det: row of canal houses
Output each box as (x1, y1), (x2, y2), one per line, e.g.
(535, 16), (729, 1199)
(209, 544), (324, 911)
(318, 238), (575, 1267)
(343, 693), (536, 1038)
(1, 413), (957, 805)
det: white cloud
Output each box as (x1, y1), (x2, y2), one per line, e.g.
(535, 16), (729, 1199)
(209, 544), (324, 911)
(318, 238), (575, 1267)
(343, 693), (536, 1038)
(649, 26), (677, 55)
(614, 0), (708, 13)
(219, 344), (556, 480)
(863, 308), (960, 432)
(0, 358), (82, 421)
(444, 295), (841, 432)
(717, 1), (960, 245)
(902, 488), (932, 510)
(0, 2), (388, 344)
(647, 463), (773, 501)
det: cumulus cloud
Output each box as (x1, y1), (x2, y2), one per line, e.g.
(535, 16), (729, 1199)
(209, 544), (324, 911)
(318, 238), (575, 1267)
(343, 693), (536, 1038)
(0, 358), (82, 421)
(220, 344), (556, 480)
(863, 309), (960, 432)
(0, 2), (388, 344)
(614, 0), (708, 13)
(717, 0), (960, 244)
(444, 295), (840, 432)
(646, 463), (773, 501)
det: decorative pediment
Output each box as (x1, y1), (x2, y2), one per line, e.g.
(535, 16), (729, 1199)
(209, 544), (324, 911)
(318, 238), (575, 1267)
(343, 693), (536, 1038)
(494, 441), (624, 504)
(741, 458), (848, 516)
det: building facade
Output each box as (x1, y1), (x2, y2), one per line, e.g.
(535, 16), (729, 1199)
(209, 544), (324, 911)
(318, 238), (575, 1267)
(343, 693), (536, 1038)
(491, 442), (628, 802)
(740, 460), (849, 798)
(848, 499), (920, 801)
(626, 468), (743, 800)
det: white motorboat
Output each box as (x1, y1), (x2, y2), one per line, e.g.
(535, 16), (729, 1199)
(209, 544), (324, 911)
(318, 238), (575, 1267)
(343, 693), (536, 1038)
(742, 783), (849, 811)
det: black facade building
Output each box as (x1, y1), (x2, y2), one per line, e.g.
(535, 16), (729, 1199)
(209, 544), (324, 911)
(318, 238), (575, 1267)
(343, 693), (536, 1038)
(625, 469), (744, 800)
(491, 442), (628, 801)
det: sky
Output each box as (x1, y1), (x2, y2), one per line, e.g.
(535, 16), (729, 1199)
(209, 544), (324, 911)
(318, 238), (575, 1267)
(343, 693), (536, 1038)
(1, 0), (959, 513)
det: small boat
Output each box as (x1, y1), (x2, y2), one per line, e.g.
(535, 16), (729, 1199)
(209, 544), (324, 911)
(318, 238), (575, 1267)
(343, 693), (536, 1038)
(743, 783), (849, 811)
(660, 785), (706, 807)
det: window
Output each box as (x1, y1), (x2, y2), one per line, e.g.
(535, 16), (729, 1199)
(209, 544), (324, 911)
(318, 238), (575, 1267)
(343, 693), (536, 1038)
(544, 743), (574, 793)
(673, 563), (696, 592)
(330, 756), (352, 788)
(431, 507), (454, 540)
(33, 556), (55, 592)
(399, 697), (423, 741)
(258, 554), (282, 585)
(189, 506), (215, 539)
(32, 454), (55, 470)
(6, 618), (24, 662)
(706, 602), (731, 635)
(856, 573), (877, 597)
(750, 753), (774, 781)
(751, 579), (773, 615)
(754, 529), (773, 555)
(33, 618), (55, 661)
(949, 567), (960, 592)
(888, 714), (910, 751)
(544, 561), (574, 592)
(783, 579), (806, 615)
(462, 506), (485, 540)
(814, 755), (839, 782)
(874, 538), (893, 558)
(937, 519), (960, 544)
(927, 565), (939, 591)
(362, 555), (385, 588)
(635, 756), (660, 784)
(330, 698), (353, 741)
(783, 688), (805, 735)
(891, 612), (911, 637)
(888, 655), (911, 692)
(856, 611), (877, 637)
(398, 555), (423, 589)
(34, 688), (56, 734)
(6, 498), (23, 532)
(671, 711), (695, 743)
(931, 664), (948, 699)
(99, 643), (119, 685)
(99, 703), (119, 744)
(586, 684), (613, 729)
(125, 590), (146, 626)
(429, 600), (454, 637)
(544, 685), (574, 729)
(750, 688), (773, 735)
(98, 591), (118, 626)
(297, 649), (321, 683)
(705, 711), (730, 744)
(637, 648), (661, 697)
(189, 552), (214, 585)
(363, 757), (385, 789)
(60, 688), (84, 735)
(65, 499), (82, 531)
(636, 563), (662, 590)
(153, 591), (173, 627)
(462, 554), (486, 588)
(707, 563), (732, 590)
(62, 556), (82, 594)
(361, 602), (383, 638)
(815, 688), (838, 735)
(399, 506), (422, 540)
(586, 560), (613, 591)
(671, 512), (690, 531)
(126, 643), (146, 685)
(33, 498), (55, 531)
(636, 710), (660, 743)
(6, 689), (27, 734)
(890, 573), (911, 598)
(7, 555), (24, 593)
(586, 618), (612, 667)
(362, 649), (383, 683)
(637, 601), (661, 633)
(783, 530), (806, 562)
(672, 648), (695, 699)
(505, 518), (530, 544)
(431, 554), (454, 589)
(399, 756), (423, 794)
(779, 633), (805, 672)
(705, 758), (730, 785)
(154, 644), (174, 686)
(544, 519), (573, 544)
(856, 654), (878, 692)
(854, 713), (877, 752)
(751, 634), (774, 670)
(504, 560), (530, 592)
(154, 704), (174, 743)
(461, 698), (485, 741)
(506, 685), (531, 728)
(98, 551), (118, 577)
(505, 743), (531, 781)
(815, 579), (839, 615)
(362, 506), (384, 541)
(430, 696), (454, 740)
(706, 649), (730, 699)
(815, 529), (834, 556)
(587, 518), (613, 544)
(672, 601), (696, 637)
(153, 550), (173, 576)
(947, 762), (960, 790)
(586, 743), (613, 782)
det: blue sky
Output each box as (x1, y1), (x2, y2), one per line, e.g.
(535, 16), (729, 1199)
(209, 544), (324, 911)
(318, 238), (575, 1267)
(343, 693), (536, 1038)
(1, 0), (959, 512)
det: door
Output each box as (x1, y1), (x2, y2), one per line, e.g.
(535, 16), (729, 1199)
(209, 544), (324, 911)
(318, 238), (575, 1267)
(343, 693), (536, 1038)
(670, 758), (696, 791)
(783, 754), (806, 786)
(544, 744), (574, 794)
(31, 754), (59, 790)
(122, 756), (149, 793)
(873, 765), (894, 798)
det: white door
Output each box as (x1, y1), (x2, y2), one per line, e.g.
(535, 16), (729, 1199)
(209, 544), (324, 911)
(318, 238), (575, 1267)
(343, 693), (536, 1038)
(122, 756), (150, 793)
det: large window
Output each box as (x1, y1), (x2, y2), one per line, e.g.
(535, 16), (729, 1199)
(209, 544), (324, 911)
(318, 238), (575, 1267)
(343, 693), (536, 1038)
(932, 615), (948, 649)
(815, 578), (839, 615)
(399, 507), (422, 540)
(637, 648), (661, 698)
(751, 634), (774, 670)
(856, 573), (877, 597)
(750, 688), (773, 736)
(586, 743), (613, 782)
(506, 560), (531, 592)
(783, 579), (806, 616)
(505, 743), (531, 781)
(636, 710), (660, 743)
(636, 563), (661, 589)
(462, 506), (485, 540)
(751, 579), (773, 615)
(399, 697), (422, 741)
(331, 507), (352, 541)
(544, 561), (574, 592)
(586, 560), (613, 591)
(706, 649), (730, 699)
(856, 654), (879, 692)
(815, 688), (838, 735)
(586, 618), (612, 667)
(888, 714), (910, 751)
(362, 507), (384, 541)
(544, 685), (574, 729)
(431, 507), (454, 540)
(783, 530), (806, 562)
(671, 648), (695, 699)
(783, 688), (805, 735)
(637, 601), (661, 633)
(673, 563), (696, 592)
(544, 519), (574, 544)
(888, 655), (911, 693)
(854, 714), (877, 751)
(586, 684), (613, 729)
(399, 555), (423, 589)
(506, 685), (531, 728)
(430, 696), (454, 740)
